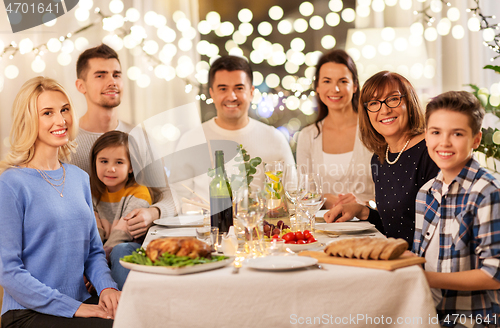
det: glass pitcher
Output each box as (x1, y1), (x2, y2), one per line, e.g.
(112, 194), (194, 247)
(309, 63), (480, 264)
(264, 161), (288, 218)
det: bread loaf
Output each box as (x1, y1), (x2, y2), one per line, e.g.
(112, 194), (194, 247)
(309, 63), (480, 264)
(324, 237), (408, 260)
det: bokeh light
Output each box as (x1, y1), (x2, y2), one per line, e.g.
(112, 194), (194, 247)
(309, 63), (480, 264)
(299, 2), (314, 16)
(238, 8), (253, 23)
(329, 0), (343, 12)
(452, 25), (465, 39)
(341, 8), (355, 22)
(309, 16), (324, 30)
(447, 7), (460, 21)
(352, 31), (366, 45)
(325, 12), (340, 27)
(265, 73), (280, 88)
(321, 35), (336, 49)
(258, 22), (273, 36)
(381, 27), (395, 41)
(293, 18), (308, 33)
(277, 20), (293, 34)
(269, 6), (284, 20)
(5, 65), (19, 79)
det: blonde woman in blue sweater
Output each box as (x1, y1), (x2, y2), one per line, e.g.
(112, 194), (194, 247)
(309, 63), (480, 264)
(0, 77), (120, 327)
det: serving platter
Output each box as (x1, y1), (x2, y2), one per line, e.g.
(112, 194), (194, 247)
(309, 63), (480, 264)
(119, 256), (234, 275)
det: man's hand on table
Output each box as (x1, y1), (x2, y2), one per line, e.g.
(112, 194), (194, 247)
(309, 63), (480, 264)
(123, 207), (160, 238)
(324, 203), (370, 223)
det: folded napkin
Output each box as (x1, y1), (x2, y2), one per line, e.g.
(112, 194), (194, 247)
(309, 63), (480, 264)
(221, 226), (238, 256)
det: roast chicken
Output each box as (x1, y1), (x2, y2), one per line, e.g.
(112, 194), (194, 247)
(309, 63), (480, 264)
(146, 237), (212, 260)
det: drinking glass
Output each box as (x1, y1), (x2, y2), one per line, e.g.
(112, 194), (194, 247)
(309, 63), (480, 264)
(196, 226), (211, 245)
(296, 173), (325, 232)
(264, 161), (287, 218)
(233, 188), (267, 256)
(284, 164), (299, 218)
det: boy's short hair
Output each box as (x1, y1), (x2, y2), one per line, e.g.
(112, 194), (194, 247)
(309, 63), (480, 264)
(76, 44), (120, 80)
(208, 55), (253, 89)
(426, 91), (485, 135)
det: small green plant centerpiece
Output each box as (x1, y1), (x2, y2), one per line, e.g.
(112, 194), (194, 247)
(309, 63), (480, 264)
(207, 144), (262, 191)
(467, 65), (500, 175)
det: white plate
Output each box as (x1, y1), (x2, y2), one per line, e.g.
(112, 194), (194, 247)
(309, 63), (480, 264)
(245, 255), (318, 271)
(316, 209), (328, 218)
(315, 222), (375, 233)
(119, 256), (234, 275)
(284, 241), (321, 252)
(149, 228), (198, 238)
(154, 215), (204, 227)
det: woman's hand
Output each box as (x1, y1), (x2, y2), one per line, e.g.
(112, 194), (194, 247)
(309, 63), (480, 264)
(99, 288), (121, 319)
(324, 203), (370, 223)
(336, 193), (359, 206)
(324, 193), (360, 209)
(74, 303), (110, 319)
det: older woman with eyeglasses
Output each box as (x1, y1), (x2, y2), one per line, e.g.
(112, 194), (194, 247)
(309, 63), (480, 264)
(324, 71), (439, 248)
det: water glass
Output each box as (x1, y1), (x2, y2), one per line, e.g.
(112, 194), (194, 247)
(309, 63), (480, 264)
(233, 188), (267, 255)
(196, 226), (211, 245)
(284, 164), (299, 218)
(296, 173), (325, 233)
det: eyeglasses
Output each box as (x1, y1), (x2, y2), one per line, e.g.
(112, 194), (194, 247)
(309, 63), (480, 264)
(364, 94), (406, 113)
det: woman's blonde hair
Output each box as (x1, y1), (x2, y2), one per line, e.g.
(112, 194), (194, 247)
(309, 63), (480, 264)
(0, 76), (78, 174)
(358, 71), (425, 163)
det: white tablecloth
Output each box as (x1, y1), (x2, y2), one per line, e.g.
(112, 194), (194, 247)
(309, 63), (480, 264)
(114, 224), (438, 328)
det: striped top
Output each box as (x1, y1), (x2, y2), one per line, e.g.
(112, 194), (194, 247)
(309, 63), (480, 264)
(414, 157), (500, 323)
(96, 183), (152, 248)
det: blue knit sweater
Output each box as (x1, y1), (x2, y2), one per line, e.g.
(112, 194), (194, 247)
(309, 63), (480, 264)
(0, 163), (118, 317)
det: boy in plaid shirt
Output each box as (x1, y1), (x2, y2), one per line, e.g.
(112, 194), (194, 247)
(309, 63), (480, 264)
(414, 91), (500, 327)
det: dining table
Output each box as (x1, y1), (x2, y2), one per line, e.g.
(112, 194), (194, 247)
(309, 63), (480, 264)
(113, 213), (438, 328)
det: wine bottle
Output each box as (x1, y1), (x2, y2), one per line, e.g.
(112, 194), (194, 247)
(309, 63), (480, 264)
(209, 150), (233, 233)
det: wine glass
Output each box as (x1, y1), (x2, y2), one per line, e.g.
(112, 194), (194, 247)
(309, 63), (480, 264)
(233, 188), (267, 256)
(284, 164), (299, 218)
(296, 173), (325, 233)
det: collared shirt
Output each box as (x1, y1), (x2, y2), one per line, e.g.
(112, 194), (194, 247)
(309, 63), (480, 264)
(413, 158), (500, 326)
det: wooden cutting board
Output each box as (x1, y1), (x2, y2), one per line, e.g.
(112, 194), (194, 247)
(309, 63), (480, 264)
(299, 251), (425, 271)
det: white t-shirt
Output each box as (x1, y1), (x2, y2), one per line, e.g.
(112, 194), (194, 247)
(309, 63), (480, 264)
(424, 181), (449, 306)
(171, 117), (295, 207)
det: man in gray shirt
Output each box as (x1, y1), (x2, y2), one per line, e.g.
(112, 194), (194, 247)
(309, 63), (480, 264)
(72, 44), (176, 289)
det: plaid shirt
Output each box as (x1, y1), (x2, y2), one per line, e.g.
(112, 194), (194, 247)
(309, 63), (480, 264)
(413, 158), (500, 327)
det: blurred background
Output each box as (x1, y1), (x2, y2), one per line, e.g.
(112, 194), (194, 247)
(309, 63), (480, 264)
(0, 0), (499, 159)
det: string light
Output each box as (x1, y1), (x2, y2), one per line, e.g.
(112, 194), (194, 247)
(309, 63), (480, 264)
(0, 0), (496, 135)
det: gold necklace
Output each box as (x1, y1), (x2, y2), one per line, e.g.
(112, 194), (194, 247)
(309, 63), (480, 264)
(385, 139), (411, 165)
(32, 163), (66, 197)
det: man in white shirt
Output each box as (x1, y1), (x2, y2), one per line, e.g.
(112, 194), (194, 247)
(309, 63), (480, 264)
(173, 55), (295, 207)
(72, 44), (176, 288)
